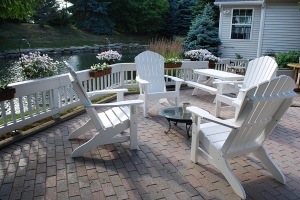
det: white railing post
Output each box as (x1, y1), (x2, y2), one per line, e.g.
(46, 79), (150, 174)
(51, 88), (60, 119)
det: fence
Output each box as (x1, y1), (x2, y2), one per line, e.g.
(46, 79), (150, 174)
(0, 61), (209, 135)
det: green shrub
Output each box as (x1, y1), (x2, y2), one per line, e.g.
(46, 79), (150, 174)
(275, 50), (300, 68)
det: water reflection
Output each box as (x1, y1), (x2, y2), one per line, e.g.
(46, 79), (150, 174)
(0, 50), (143, 84)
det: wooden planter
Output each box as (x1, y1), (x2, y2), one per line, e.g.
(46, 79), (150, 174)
(208, 61), (215, 69)
(89, 68), (112, 78)
(0, 87), (16, 102)
(164, 63), (182, 68)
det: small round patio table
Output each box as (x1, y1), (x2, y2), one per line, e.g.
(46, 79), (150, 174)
(157, 106), (192, 138)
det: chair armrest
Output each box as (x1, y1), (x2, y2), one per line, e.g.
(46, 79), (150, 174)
(136, 76), (149, 85)
(87, 89), (128, 96)
(164, 75), (184, 82)
(85, 100), (144, 108)
(187, 106), (239, 129)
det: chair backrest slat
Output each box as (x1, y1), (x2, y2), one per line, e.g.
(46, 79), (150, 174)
(135, 51), (166, 93)
(64, 62), (105, 130)
(242, 56), (277, 89)
(222, 76), (296, 154)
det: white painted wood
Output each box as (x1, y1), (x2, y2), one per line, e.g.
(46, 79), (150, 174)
(187, 69), (244, 96)
(215, 56), (277, 117)
(135, 51), (184, 117)
(188, 76), (296, 199)
(64, 61), (143, 157)
(0, 61), (207, 136)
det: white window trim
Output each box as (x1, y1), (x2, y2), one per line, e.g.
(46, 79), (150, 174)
(229, 8), (254, 41)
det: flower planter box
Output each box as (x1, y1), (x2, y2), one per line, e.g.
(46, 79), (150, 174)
(89, 68), (112, 78)
(105, 68), (112, 75)
(164, 63), (182, 68)
(0, 87), (16, 102)
(208, 61), (215, 69)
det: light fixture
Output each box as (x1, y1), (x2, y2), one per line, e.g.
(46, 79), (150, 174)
(223, 10), (231, 15)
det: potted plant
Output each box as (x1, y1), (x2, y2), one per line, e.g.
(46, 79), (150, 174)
(89, 62), (112, 78)
(0, 81), (16, 102)
(203, 53), (221, 69)
(89, 63), (106, 78)
(148, 38), (183, 68)
(164, 57), (182, 68)
(96, 50), (122, 65)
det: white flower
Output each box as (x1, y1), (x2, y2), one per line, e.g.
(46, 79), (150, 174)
(16, 51), (59, 80)
(96, 50), (122, 61)
(184, 49), (220, 62)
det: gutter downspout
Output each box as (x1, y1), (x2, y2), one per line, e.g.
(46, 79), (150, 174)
(257, 0), (266, 57)
(219, 5), (223, 39)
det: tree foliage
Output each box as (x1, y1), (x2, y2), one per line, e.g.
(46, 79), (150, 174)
(177, 0), (196, 36)
(162, 0), (180, 38)
(68, 0), (114, 35)
(109, 0), (169, 33)
(184, 3), (221, 56)
(192, 0), (219, 25)
(0, 0), (43, 20)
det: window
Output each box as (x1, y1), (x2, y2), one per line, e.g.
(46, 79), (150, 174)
(231, 9), (253, 39)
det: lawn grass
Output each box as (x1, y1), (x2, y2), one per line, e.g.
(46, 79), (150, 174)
(0, 22), (155, 51)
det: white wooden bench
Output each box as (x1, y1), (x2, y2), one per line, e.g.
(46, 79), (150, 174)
(185, 80), (217, 94)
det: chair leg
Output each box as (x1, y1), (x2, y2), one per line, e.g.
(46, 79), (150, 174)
(215, 157), (246, 199)
(129, 105), (138, 150)
(191, 115), (201, 163)
(252, 146), (286, 184)
(215, 99), (221, 117)
(71, 133), (104, 157)
(143, 101), (148, 117)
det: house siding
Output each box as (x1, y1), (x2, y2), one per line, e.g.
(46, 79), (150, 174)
(261, 1), (300, 55)
(219, 5), (261, 59)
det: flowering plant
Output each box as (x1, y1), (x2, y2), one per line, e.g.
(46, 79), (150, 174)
(16, 52), (59, 80)
(203, 54), (221, 62)
(96, 50), (122, 64)
(90, 62), (111, 71)
(164, 57), (182, 64)
(184, 49), (220, 62)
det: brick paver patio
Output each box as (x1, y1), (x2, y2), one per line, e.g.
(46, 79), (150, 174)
(0, 89), (299, 200)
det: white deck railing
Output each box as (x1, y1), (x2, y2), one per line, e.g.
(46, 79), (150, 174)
(0, 61), (209, 135)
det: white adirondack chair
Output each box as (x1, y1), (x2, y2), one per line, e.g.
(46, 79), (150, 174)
(135, 51), (184, 117)
(215, 56), (278, 117)
(188, 75), (296, 199)
(64, 62), (143, 157)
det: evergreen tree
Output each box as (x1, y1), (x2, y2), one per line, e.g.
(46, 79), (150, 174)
(68, 0), (114, 35)
(184, 3), (221, 56)
(162, 0), (180, 38)
(192, 0), (219, 24)
(177, 0), (196, 36)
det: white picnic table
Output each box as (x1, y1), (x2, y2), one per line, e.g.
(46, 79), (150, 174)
(185, 69), (244, 96)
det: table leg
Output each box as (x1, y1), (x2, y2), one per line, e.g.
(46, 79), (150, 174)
(186, 123), (192, 138)
(165, 118), (171, 134)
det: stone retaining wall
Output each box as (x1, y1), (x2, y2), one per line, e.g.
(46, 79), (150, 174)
(0, 43), (148, 59)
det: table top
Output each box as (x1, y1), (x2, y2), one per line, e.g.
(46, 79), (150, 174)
(193, 69), (244, 81)
(287, 63), (300, 68)
(157, 106), (192, 121)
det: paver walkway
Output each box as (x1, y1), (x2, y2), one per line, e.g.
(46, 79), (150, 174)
(0, 89), (299, 200)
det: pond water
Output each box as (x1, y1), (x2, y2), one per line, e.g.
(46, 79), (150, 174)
(0, 50), (143, 84)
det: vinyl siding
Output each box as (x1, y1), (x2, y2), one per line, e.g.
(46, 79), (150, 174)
(261, 2), (300, 55)
(219, 5), (261, 59)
